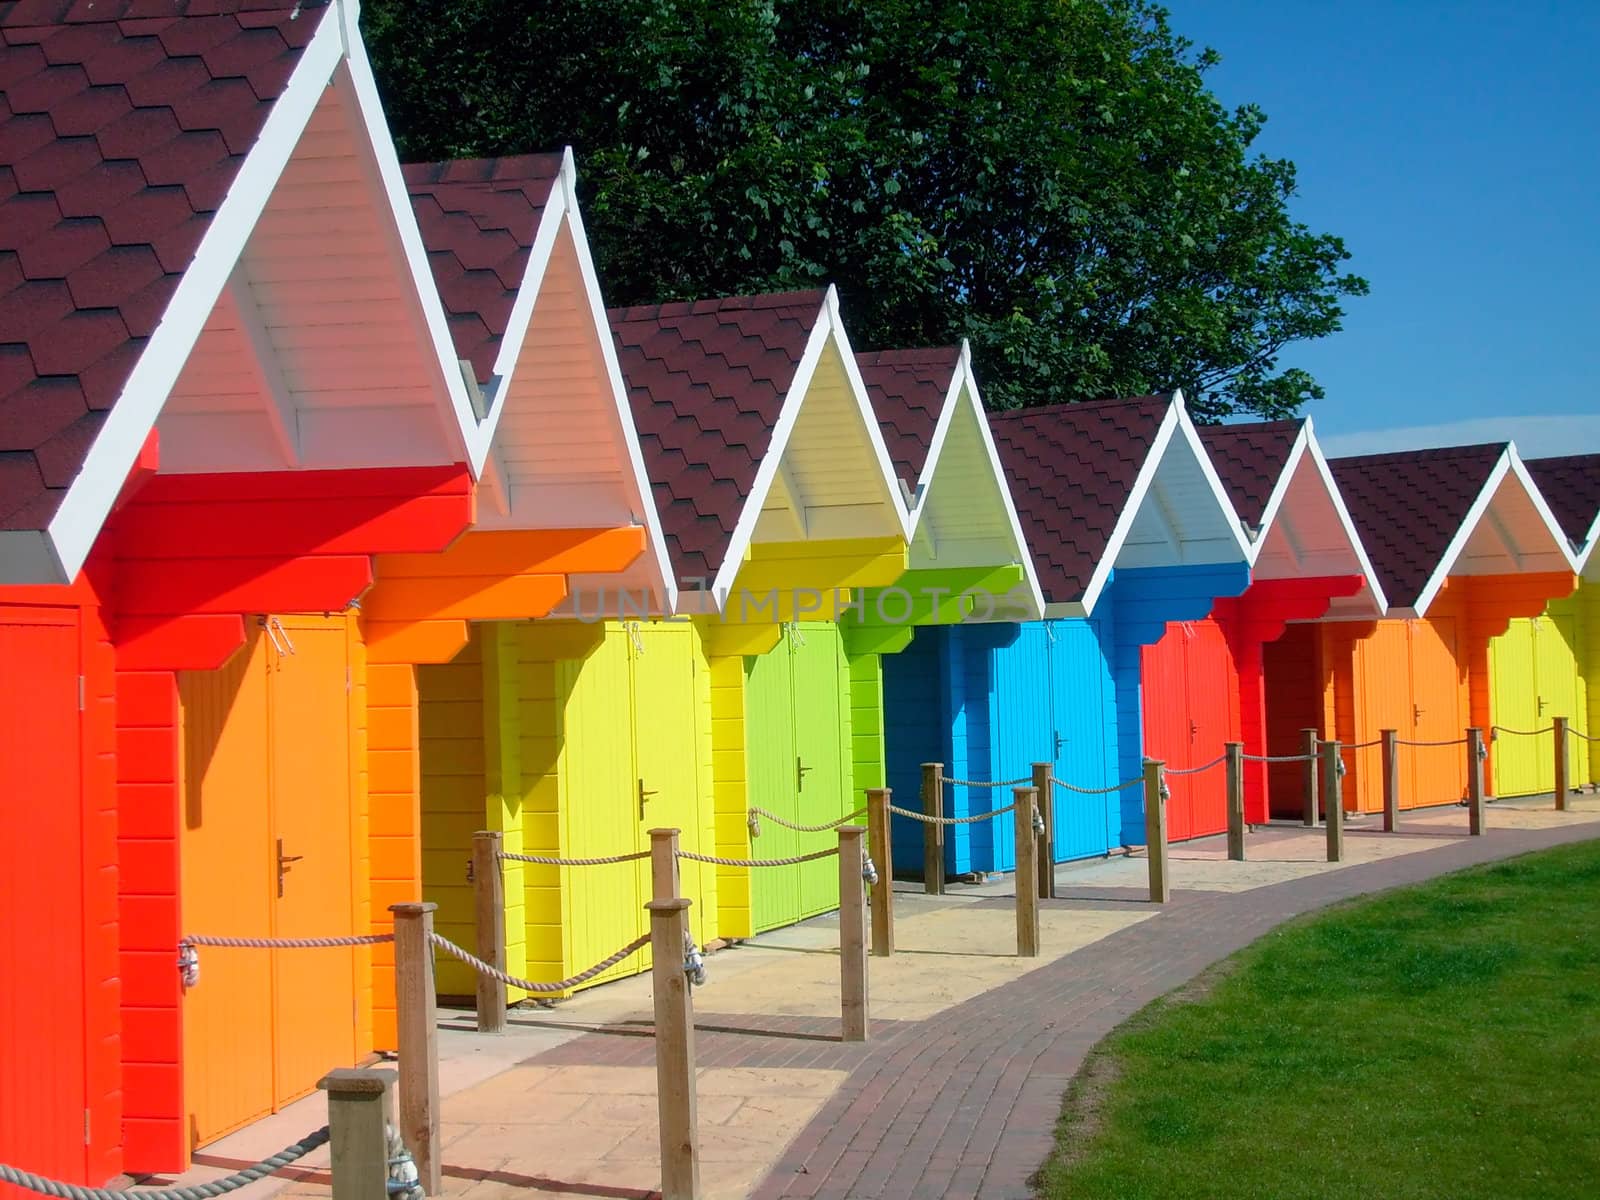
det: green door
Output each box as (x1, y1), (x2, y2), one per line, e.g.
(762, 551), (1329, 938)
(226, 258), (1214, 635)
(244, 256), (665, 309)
(746, 637), (800, 931)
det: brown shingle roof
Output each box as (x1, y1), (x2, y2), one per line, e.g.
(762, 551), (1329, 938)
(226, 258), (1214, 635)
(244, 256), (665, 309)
(1198, 419), (1302, 531)
(0, 0), (329, 530)
(609, 291), (822, 586)
(857, 346), (958, 489)
(403, 154), (562, 387)
(1526, 454), (1600, 549)
(1329, 444), (1505, 609)
(989, 396), (1171, 605)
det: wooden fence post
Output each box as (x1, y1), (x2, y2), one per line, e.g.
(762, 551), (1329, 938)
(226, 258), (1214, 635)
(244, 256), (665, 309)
(1467, 727), (1486, 836)
(648, 897), (699, 1200)
(1032, 761), (1054, 899)
(389, 902), (441, 1196)
(1321, 741), (1343, 863)
(319, 1068), (396, 1200)
(1301, 728), (1320, 825)
(921, 762), (945, 895)
(1224, 742), (1245, 862)
(650, 828), (682, 901)
(866, 788), (894, 957)
(1554, 717), (1569, 812)
(1143, 760), (1169, 903)
(837, 825), (868, 1041)
(1013, 787), (1040, 957)
(1381, 730), (1399, 833)
(471, 831), (506, 1034)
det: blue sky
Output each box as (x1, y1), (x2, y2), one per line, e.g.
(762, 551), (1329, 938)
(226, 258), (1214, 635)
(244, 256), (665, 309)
(1164, 0), (1600, 456)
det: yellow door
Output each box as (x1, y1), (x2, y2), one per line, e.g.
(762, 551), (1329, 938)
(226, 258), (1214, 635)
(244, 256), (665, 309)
(267, 617), (358, 1108)
(1538, 612), (1591, 789)
(180, 618), (360, 1147)
(558, 626), (645, 986)
(1490, 618), (1543, 796)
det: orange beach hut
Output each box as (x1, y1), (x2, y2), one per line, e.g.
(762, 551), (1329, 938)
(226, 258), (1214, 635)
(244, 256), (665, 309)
(1263, 444), (1578, 813)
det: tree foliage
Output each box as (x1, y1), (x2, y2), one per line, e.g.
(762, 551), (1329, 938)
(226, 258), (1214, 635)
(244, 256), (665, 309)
(362, 0), (1367, 419)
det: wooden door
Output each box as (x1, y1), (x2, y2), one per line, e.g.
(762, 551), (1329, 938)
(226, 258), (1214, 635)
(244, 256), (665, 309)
(180, 631), (276, 1144)
(1409, 618), (1467, 807)
(1047, 620), (1113, 861)
(1182, 620), (1239, 839)
(558, 625), (644, 986)
(791, 623), (849, 920)
(1489, 618), (1543, 796)
(1141, 625), (1196, 838)
(1541, 612), (1591, 789)
(265, 618), (357, 1108)
(0, 610), (86, 1183)
(745, 636), (799, 931)
(981, 621), (1053, 872)
(630, 624), (708, 946)
(1354, 622), (1413, 813)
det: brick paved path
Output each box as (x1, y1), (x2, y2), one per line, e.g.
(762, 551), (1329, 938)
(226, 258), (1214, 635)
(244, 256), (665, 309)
(751, 819), (1600, 1200)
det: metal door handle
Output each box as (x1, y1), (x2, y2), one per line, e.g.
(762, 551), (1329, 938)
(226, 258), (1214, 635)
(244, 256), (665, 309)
(1413, 705), (1424, 724)
(276, 838), (304, 898)
(1054, 731), (1066, 756)
(638, 779), (658, 820)
(1189, 720), (1198, 743)
(797, 757), (812, 791)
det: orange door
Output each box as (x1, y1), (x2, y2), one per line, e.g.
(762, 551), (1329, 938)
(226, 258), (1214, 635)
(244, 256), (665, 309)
(1408, 617), (1468, 807)
(0, 609), (86, 1183)
(1354, 622), (1413, 813)
(180, 618), (359, 1147)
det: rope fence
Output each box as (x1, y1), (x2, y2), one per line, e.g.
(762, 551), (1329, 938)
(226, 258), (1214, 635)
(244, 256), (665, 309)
(889, 798), (1020, 824)
(1492, 724), (1554, 738)
(1049, 774), (1145, 795)
(428, 930), (650, 994)
(1395, 735), (1468, 748)
(1241, 751), (1314, 764)
(1568, 726), (1600, 743)
(497, 849), (650, 867)
(748, 804), (866, 834)
(1163, 753), (1226, 777)
(676, 846), (840, 868)
(942, 774), (1032, 789)
(0, 1130), (331, 1200)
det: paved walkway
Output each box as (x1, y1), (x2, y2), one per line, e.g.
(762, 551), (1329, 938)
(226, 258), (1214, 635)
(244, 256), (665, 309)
(158, 796), (1600, 1200)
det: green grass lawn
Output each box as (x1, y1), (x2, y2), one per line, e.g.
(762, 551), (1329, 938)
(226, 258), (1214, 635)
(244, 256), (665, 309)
(1040, 840), (1600, 1199)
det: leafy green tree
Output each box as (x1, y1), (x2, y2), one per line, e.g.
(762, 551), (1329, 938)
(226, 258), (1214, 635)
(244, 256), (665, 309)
(362, 0), (1367, 419)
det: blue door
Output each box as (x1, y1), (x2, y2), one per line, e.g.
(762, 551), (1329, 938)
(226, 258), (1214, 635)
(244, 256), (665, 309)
(1047, 618), (1117, 860)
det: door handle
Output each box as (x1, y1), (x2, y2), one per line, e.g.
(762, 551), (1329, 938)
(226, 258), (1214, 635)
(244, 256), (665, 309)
(276, 838), (304, 898)
(638, 779), (658, 820)
(1189, 720), (1198, 743)
(1413, 705), (1424, 724)
(797, 757), (812, 792)
(1054, 730), (1066, 757)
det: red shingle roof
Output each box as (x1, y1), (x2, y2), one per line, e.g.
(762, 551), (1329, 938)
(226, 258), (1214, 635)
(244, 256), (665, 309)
(1198, 419), (1302, 530)
(403, 154), (562, 387)
(857, 346), (958, 489)
(0, 0), (328, 530)
(609, 291), (822, 586)
(1329, 444), (1505, 609)
(989, 396), (1171, 605)
(1526, 454), (1600, 549)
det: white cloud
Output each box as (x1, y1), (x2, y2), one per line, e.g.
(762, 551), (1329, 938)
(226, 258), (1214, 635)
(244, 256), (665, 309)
(1319, 414), (1600, 460)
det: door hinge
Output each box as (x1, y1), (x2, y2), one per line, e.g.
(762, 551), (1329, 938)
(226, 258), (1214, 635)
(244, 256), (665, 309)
(84, 1107), (90, 1145)
(78, 674), (86, 712)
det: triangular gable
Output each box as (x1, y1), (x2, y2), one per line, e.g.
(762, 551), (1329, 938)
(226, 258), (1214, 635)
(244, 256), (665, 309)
(0, 0), (480, 584)
(1528, 453), (1600, 577)
(611, 285), (909, 611)
(859, 342), (1043, 618)
(404, 150), (674, 608)
(1202, 417), (1386, 616)
(1333, 444), (1577, 616)
(991, 393), (1249, 617)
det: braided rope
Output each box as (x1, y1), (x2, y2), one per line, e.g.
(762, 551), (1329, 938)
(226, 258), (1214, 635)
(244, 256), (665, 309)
(497, 849), (650, 867)
(1395, 736), (1468, 748)
(1492, 724), (1554, 737)
(1567, 726), (1600, 743)
(1163, 754), (1226, 777)
(889, 799), (1021, 824)
(183, 933), (393, 949)
(1339, 739), (1384, 751)
(942, 775), (1032, 789)
(428, 931), (649, 993)
(0, 1129), (330, 1200)
(1241, 752), (1315, 764)
(1050, 775), (1145, 795)
(747, 805), (866, 833)
(676, 847), (840, 868)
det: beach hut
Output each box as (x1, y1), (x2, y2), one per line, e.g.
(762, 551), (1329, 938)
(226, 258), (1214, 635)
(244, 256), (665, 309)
(882, 394), (1251, 877)
(1263, 445), (1578, 813)
(1486, 455), (1598, 794)
(0, 1), (505, 1173)
(1138, 418), (1385, 833)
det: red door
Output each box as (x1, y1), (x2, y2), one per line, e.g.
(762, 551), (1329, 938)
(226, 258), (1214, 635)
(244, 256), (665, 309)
(1184, 620), (1240, 837)
(1141, 626), (1195, 837)
(0, 608), (86, 1184)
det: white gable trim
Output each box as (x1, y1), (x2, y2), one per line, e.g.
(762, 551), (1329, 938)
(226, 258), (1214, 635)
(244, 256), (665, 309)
(706, 286), (912, 608)
(1245, 423), (1309, 558)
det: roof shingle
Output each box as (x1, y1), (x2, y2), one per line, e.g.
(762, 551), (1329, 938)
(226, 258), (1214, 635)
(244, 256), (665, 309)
(402, 154), (562, 388)
(1525, 454), (1600, 549)
(609, 291), (822, 586)
(857, 346), (958, 490)
(1328, 444), (1505, 609)
(1198, 418), (1302, 530)
(989, 396), (1171, 605)
(0, 0), (329, 530)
